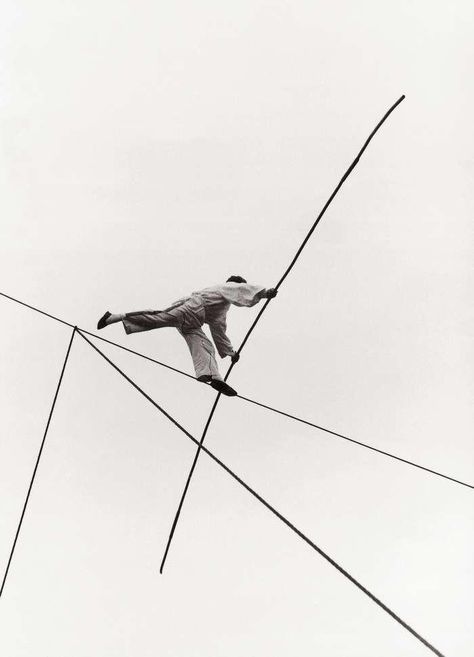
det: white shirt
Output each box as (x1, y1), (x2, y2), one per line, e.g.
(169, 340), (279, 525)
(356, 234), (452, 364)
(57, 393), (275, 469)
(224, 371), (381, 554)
(165, 282), (266, 357)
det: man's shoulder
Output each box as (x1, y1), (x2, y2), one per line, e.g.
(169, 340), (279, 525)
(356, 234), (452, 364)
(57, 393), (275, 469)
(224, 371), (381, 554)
(196, 284), (229, 295)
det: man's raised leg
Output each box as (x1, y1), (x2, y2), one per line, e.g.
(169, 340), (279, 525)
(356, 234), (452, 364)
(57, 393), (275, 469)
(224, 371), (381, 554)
(97, 309), (179, 333)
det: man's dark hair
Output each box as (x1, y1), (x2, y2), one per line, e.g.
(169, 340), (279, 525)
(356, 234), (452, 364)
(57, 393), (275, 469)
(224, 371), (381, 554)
(226, 275), (247, 284)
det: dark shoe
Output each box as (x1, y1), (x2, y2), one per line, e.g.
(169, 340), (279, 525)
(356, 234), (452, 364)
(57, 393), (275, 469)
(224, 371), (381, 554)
(97, 311), (111, 330)
(210, 379), (238, 397)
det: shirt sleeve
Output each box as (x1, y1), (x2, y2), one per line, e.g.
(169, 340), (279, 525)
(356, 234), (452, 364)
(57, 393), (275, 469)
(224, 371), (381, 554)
(220, 283), (267, 307)
(209, 316), (234, 358)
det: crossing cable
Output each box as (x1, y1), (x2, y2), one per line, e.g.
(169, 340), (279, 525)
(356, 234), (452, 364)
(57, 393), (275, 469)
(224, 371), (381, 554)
(159, 94), (406, 572)
(1, 289), (472, 489)
(0, 326), (77, 598)
(78, 329), (446, 657)
(0, 291), (195, 381)
(238, 395), (474, 490)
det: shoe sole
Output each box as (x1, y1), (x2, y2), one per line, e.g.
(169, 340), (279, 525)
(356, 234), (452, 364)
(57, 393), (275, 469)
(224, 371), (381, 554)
(210, 380), (238, 397)
(97, 311), (111, 330)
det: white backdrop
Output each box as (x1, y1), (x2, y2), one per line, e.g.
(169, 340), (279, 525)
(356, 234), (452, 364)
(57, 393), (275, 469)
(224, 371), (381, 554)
(1, 2), (473, 656)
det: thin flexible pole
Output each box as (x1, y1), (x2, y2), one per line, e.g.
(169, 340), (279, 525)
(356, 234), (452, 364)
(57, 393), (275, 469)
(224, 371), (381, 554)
(79, 331), (445, 657)
(160, 94), (406, 572)
(1, 290), (471, 489)
(159, 391), (219, 572)
(0, 326), (76, 598)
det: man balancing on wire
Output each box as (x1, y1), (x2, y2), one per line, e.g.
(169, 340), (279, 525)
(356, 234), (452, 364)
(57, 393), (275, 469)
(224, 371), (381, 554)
(97, 276), (277, 397)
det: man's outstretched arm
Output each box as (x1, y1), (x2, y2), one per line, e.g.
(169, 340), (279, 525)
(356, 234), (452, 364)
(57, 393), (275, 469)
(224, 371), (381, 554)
(209, 317), (235, 360)
(212, 287), (277, 364)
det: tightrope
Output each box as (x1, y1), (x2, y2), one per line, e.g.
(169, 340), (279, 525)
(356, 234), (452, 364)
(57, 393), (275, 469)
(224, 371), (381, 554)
(1, 289), (471, 491)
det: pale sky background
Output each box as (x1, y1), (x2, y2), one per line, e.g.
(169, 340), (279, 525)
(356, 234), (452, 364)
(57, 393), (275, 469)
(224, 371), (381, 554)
(1, 1), (473, 656)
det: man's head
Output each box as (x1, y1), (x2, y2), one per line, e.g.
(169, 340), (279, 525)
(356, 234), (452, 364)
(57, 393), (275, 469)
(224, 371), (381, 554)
(226, 275), (247, 284)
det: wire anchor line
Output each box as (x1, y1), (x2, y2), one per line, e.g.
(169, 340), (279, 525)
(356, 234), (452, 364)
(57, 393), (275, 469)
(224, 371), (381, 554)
(159, 94), (406, 572)
(78, 330), (446, 657)
(1, 290), (472, 489)
(238, 395), (474, 490)
(0, 291), (195, 381)
(0, 326), (77, 598)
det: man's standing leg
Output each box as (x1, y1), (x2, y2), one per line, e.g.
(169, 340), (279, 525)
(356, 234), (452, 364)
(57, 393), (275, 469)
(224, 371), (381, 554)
(179, 327), (222, 381)
(179, 328), (237, 396)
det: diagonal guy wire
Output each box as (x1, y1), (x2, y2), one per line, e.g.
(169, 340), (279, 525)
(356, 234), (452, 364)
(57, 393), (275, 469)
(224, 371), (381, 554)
(78, 329), (446, 657)
(1, 289), (472, 489)
(159, 94), (406, 572)
(0, 326), (77, 598)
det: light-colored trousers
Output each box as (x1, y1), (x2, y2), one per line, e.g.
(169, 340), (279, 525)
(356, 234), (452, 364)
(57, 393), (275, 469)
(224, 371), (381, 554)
(122, 299), (222, 381)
